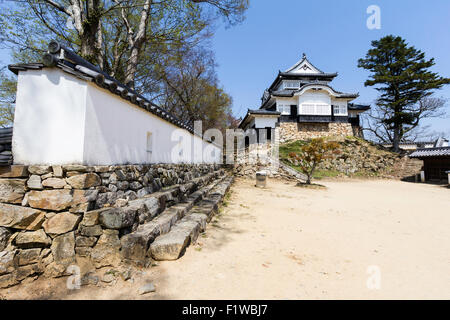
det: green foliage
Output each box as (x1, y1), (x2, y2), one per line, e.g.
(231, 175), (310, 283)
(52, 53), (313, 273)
(0, 0), (248, 130)
(358, 35), (450, 151)
(287, 138), (340, 184)
(0, 68), (16, 128)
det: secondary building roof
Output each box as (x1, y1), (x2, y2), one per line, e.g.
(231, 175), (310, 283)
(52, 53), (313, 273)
(409, 147), (450, 158)
(348, 103), (371, 111)
(238, 109), (280, 129)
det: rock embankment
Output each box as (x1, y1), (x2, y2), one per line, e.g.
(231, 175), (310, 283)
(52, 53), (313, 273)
(0, 163), (231, 289)
(282, 137), (423, 179)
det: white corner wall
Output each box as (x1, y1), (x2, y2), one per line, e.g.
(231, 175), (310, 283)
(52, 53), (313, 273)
(254, 116), (278, 129)
(13, 69), (87, 165)
(12, 68), (221, 165)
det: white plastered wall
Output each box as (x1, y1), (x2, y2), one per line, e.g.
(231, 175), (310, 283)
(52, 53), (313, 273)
(298, 91), (331, 115)
(12, 68), (221, 165)
(13, 69), (87, 165)
(254, 116), (278, 129)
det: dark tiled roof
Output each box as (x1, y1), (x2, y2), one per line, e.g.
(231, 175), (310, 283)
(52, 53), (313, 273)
(271, 90), (295, 97)
(382, 141), (434, 146)
(8, 41), (194, 134)
(348, 103), (371, 111)
(409, 147), (450, 158)
(268, 72), (336, 91)
(0, 127), (13, 166)
(248, 109), (281, 115)
(270, 83), (358, 100)
(238, 109), (280, 129)
(279, 72), (338, 78)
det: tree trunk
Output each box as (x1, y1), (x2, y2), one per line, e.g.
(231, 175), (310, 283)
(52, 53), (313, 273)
(125, 46), (140, 88)
(306, 175), (311, 185)
(124, 0), (152, 88)
(79, 0), (103, 68)
(392, 126), (400, 152)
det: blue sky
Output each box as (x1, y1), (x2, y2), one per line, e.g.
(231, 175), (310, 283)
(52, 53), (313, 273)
(211, 0), (450, 135)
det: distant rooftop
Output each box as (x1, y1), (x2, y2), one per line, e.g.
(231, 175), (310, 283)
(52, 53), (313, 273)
(409, 147), (450, 158)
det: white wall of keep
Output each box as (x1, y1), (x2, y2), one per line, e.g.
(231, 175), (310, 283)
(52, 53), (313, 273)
(12, 68), (221, 165)
(12, 69), (87, 165)
(275, 97), (297, 115)
(298, 91), (331, 115)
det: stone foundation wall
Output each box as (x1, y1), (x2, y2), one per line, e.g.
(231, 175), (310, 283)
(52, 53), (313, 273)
(0, 163), (221, 288)
(279, 122), (354, 143)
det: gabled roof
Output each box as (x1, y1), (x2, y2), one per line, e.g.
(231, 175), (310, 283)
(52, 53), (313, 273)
(238, 109), (280, 129)
(284, 53), (337, 77)
(266, 54), (338, 92)
(409, 147), (450, 158)
(8, 41), (195, 134)
(271, 83), (358, 99)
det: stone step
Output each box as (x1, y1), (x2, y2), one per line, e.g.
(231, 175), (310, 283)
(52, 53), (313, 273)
(94, 169), (224, 231)
(120, 173), (229, 265)
(149, 176), (233, 261)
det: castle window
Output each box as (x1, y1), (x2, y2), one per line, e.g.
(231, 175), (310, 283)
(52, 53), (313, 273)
(316, 104), (329, 115)
(146, 132), (153, 162)
(302, 104), (315, 114)
(277, 104), (291, 115)
(283, 80), (300, 89)
(333, 105), (347, 115)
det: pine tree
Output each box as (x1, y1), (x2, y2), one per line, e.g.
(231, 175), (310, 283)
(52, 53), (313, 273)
(358, 35), (450, 152)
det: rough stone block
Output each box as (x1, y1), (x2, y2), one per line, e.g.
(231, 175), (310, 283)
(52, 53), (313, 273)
(27, 175), (43, 190)
(52, 165), (63, 178)
(98, 207), (137, 230)
(28, 189), (73, 211)
(0, 273), (18, 288)
(16, 263), (42, 281)
(90, 230), (121, 268)
(50, 232), (75, 265)
(28, 166), (51, 175)
(43, 212), (81, 236)
(66, 173), (101, 189)
(75, 236), (97, 247)
(62, 165), (87, 172)
(0, 227), (12, 251)
(149, 230), (191, 261)
(17, 248), (41, 266)
(0, 165), (28, 178)
(42, 178), (67, 189)
(75, 247), (92, 257)
(0, 178), (26, 203)
(15, 229), (51, 248)
(0, 250), (17, 275)
(0, 203), (45, 230)
(79, 225), (103, 237)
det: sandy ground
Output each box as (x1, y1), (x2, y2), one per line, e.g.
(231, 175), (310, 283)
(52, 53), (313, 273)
(1, 178), (449, 300)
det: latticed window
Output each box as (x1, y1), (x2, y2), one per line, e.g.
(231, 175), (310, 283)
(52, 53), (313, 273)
(316, 104), (329, 115)
(277, 104), (291, 115)
(333, 105), (347, 115)
(301, 104), (315, 114)
(283, 81), (300, 89)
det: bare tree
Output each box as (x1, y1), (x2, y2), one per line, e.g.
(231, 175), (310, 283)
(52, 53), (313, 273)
(362, 96), (448, 144)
